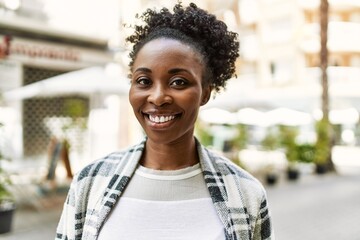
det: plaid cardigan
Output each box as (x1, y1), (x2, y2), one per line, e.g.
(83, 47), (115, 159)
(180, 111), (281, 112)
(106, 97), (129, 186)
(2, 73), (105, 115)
(56, 138), (273, 240)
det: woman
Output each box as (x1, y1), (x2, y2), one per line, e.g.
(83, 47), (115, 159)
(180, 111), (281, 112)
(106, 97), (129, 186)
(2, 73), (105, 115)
(56, 2), (273, 240)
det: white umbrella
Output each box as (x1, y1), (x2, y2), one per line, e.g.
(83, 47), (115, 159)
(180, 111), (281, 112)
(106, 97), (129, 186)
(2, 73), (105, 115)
(236, 108), (269, 126)
(265, 107), (312, 126)
(199, 108), (237, 125)
(2, 66), (130, 101)
(329, 108), (359, 124)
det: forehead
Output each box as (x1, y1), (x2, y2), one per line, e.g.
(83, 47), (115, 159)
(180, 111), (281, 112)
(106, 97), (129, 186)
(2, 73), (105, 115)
(133, 38), (204, 67)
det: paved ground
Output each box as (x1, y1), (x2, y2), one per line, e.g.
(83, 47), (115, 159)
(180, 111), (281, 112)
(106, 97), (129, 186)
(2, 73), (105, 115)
(1, 172), (359, 240)
(266, 172), (360, 240)
(0, 194), (65, 240)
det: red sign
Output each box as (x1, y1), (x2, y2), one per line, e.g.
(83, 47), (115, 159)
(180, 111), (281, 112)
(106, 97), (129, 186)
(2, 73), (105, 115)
(0, 35), (11, 58)
(0, 35), (79, 61)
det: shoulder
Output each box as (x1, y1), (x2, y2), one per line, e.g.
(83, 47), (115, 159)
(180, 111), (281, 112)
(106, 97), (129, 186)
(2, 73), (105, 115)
(210, 148), (264, 184)
(73, 140), (145, 185)
(200, 145), (267, 203)
(65, 140), (145, 209)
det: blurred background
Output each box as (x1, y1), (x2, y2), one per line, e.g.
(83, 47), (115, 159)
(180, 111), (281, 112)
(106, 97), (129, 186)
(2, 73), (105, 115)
(0, 0), (359, 239)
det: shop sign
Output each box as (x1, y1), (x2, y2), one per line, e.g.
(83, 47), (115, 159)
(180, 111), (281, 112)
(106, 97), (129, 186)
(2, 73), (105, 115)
(0, 35), (11, 59)
(0, 34), (80, 61)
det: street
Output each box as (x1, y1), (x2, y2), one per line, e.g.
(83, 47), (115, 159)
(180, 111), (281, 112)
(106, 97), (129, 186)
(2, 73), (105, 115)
(267, 173), (360, 240)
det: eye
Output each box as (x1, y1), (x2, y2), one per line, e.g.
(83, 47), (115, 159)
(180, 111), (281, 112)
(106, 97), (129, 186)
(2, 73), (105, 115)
(170, 78), (188, 87)
(135, 77), (152, 86)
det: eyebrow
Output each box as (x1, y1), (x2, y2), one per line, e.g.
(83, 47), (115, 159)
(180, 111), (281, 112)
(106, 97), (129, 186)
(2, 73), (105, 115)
(168, 68), (191, 75)
(133, 67), (192, 75)
(134, 67), (151, 73)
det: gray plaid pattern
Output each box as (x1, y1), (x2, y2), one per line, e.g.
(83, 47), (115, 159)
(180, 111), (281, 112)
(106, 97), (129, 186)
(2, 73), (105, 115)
(56, 138), (273, 240)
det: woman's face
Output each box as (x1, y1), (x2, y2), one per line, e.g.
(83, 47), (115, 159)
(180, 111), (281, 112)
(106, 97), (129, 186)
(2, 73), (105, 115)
(129, 38), (211, 145)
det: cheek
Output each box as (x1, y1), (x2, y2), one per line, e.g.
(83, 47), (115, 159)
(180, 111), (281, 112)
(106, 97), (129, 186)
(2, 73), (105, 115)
(129, 88), (143, 111)
(128, 89), (135, 107)
(179, 90), (203, 111)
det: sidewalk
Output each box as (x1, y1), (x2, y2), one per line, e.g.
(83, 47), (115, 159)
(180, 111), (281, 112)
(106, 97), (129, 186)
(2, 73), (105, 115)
(266, 172), (360, 240)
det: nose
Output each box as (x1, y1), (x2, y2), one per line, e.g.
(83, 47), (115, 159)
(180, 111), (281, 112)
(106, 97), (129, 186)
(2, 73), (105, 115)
(147, 84), (172, 106)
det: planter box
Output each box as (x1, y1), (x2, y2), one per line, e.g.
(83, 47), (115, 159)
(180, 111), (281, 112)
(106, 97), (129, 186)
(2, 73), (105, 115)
(0, 207), (15, 234)
(287, 168), (300, 180)
(265, 173), (278, 185)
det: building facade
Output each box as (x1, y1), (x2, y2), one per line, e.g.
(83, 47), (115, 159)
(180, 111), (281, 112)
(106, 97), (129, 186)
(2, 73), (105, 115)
(0, 4), (116, 174)
(212, 0), (360, 113)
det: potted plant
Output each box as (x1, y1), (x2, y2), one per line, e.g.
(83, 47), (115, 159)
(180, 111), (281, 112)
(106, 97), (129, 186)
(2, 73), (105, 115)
(314, 119), (331, 174)
(278, 125), (300, 181)
(263, 164), (278, 186)
(297, 142), (316, 166)
(232, 124), (248, 151)
(0, 122), (16, 234)
(224, 124), (249, 168)
(261, 126), (280, 185)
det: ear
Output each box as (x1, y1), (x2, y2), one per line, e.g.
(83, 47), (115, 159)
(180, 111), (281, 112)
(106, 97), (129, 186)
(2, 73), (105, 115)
(200, 86), (212, 106)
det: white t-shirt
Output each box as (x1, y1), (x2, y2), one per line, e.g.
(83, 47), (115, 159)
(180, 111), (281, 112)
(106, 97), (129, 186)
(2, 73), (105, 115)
(98, 164), (225, 240)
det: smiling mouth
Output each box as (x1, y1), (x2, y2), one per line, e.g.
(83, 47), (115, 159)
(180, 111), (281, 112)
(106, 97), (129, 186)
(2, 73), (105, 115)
(148, 114), (177, 124)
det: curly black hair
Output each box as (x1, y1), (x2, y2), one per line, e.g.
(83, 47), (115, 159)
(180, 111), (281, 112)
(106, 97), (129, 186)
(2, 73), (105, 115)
(126, 2), (239, 92)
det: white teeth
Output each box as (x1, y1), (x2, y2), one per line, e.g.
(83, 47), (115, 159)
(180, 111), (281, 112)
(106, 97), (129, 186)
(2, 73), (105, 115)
(149, 115), (175, 123)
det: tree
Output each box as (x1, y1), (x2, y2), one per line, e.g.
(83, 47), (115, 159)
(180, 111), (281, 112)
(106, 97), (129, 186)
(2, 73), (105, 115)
(320, 0), (329, 120)
(318, 0), (335, 172)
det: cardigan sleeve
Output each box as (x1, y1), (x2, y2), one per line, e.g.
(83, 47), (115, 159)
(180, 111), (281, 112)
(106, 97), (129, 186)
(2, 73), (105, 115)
(55, 185), (78, 240)
(253, 195), (274, 240)
(55, 164), (97, 240)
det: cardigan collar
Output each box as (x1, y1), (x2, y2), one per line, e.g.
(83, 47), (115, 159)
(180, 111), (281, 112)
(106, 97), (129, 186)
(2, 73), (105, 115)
(96, 137), (243, 240)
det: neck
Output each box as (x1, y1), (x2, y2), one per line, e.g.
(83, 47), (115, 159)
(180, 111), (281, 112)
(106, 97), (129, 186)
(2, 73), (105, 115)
(141, 137), (199, 170)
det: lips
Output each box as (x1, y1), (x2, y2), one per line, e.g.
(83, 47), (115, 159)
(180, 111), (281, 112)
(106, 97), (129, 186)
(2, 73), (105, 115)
(149, 115), (176, 123)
